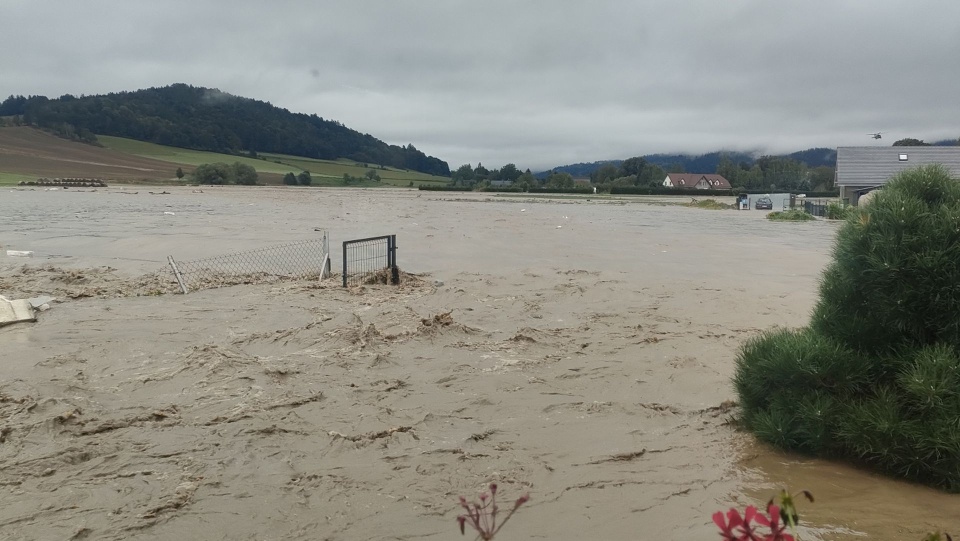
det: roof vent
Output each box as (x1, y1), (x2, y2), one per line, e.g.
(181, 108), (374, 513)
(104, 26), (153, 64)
(899, 153), (908, 161)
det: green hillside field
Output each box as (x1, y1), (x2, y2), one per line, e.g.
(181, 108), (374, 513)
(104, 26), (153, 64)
(0, 172), (41, 186)
(99, 136), (451, 187)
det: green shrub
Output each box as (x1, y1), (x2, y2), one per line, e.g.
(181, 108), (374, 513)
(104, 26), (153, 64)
(767, 209), (815, 221)
(191, 162), (259, 185)
(812, 165), (960, 354)
(736, 165), (960, 492)
(825, 201), (854, 220)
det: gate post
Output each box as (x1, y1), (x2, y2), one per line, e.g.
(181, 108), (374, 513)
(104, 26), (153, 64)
(167, 256), (189, 294)
(389, 235), (399, 285)
(342, 241), (348, 287)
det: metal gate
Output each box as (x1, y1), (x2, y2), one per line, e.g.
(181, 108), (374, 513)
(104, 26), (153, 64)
(342, 234), (398, 287)
(804, 199), (828, 217)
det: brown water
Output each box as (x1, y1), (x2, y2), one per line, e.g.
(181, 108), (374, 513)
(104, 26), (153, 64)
(1, 186), (956, 540)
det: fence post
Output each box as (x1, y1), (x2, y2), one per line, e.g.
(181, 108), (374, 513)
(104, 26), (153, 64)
(389, 235), (399, 285)
(342, 241), (348, 287)
(167, 256), (189, 294)
(320, 231), (331, 279)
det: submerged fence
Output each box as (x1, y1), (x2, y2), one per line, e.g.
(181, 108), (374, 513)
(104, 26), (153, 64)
(342, 234), (398, 287)
(803, 199), (829, 217)
(167, 233), (330, 294)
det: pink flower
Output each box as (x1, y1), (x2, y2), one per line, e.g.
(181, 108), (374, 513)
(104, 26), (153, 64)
(714, 504), (795, 541)
(712, 508), (744, 540)
(754, 504), (794, 541)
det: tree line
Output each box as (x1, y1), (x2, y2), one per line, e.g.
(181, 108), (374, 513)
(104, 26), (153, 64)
(716, 154), (836, 192)
(449, 162), (576, 189)
(0, 84), (450, 177)
(453, 155), (837, 192)
(536, 138), (958, 192)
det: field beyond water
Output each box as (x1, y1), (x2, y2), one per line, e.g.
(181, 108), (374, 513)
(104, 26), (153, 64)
(0, 127), (451, 187)
(1, 187), (958, 540)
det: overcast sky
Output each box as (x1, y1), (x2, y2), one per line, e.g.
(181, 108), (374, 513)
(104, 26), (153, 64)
(3, 1), (960, 170)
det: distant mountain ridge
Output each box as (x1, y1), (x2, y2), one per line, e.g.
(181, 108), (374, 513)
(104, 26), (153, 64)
(0, 84), (450, 176)
(542, 140), (960, 179)
(540, 148), (838, 178)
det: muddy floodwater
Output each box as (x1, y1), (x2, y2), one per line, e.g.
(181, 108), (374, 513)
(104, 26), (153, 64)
(1, 186), (958, 540)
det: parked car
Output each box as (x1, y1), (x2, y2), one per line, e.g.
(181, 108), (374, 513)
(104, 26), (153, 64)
(755, 197), (773, 210)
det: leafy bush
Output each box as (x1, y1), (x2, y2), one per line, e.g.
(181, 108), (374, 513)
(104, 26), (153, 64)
(736, 165), (960, 492)
(824, 201), (853, 220)
(192, 162), (258, 185)
(767, 209), (815, 221)
(233, 162), (258, 185)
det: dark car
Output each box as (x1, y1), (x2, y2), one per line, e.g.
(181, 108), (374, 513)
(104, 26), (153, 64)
(755, 197), (773, 210)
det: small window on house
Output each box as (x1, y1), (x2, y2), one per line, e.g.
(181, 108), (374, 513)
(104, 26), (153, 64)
(899, 154), (908, 161)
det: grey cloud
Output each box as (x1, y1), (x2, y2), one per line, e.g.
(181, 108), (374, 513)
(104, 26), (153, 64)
(2, 0), (960, 170)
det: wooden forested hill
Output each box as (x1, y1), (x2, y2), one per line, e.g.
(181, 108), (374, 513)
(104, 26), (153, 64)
(0, 84), (450, 177)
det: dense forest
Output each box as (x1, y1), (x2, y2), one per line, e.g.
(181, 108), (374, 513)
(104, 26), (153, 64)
(0, 84), (450, 176)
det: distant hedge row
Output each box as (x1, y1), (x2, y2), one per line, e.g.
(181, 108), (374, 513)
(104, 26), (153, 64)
(479, 186), (525, 192)
(421, 186), (595, 194)
(528, 187), (595, 194)
(798, 191), (841, 197)
(418, 185), (474, 191)
(738, 190), (840, 197)
(610, 186), (733, 196)
(479, 187), (595, 194)
(417, 185), (840, 197)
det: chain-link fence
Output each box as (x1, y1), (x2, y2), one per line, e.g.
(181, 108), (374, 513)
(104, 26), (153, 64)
(342, 234), (398, 287)
(167, 233), (330, 294)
